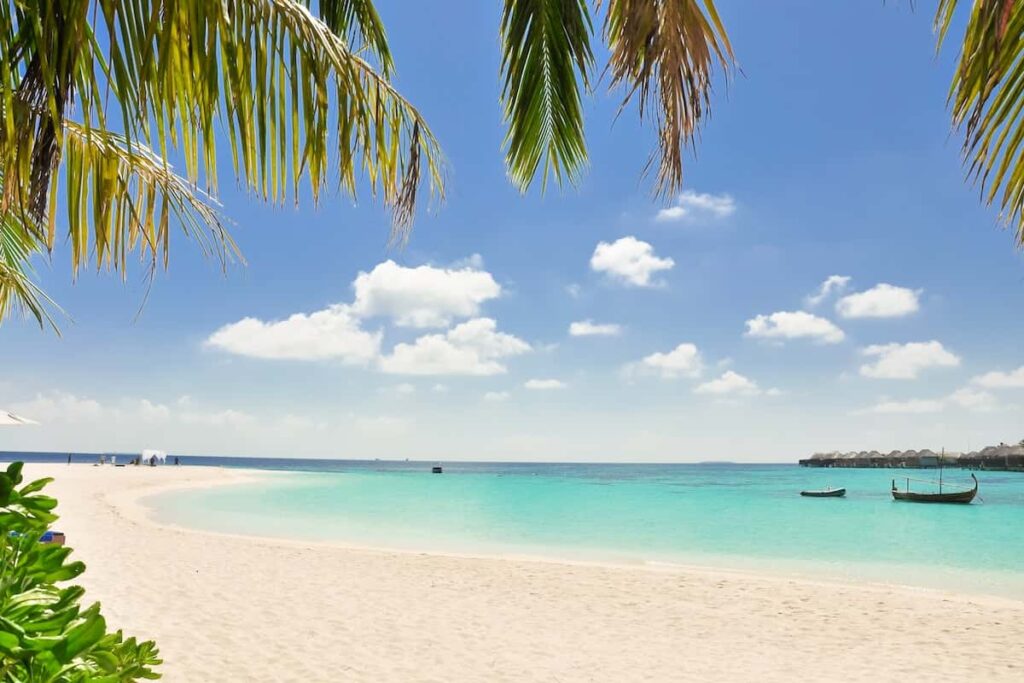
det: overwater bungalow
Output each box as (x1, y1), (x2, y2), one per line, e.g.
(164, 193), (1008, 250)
(917, 449), (939, 468)
(886, 450), (905, 468)
(800, 441), (1023, 471)
(901, 450), (920, 468)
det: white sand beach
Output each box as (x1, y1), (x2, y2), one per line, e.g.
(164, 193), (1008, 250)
(15, 463), (1024, 682)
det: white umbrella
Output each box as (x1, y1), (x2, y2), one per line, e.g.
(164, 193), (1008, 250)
(0, 410), (38, 426)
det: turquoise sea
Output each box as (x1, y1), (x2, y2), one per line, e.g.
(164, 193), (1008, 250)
(131, 460), (1024, 598)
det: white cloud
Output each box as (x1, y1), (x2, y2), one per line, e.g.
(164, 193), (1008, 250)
(432, 384), (449, 394)
(865, 399), (946, 414)
(393, 383), (416, 395)
(836, 283), (921, 319)
(352, 414), (411, 436)
(634, 343), (704, 379)
(181, 408), (255, 428)
(205, 305), (381, 363)
(11, 391), (103, 423)
(483, 391), (510, 402)
(565, 283), (582, 299)
(449, 253), (485, 270)
(694, 371), (761, 396)
(655, 190), (736, 222)
(524, 379), (567, 390)
(13, 391), (269, 431)
(138, 399), (171, 422)
(859, 341), (960, 379)
(948, 388), (997, 412)
(805, 275), (851, 307)
(971, 365), (1024, 389)
(590, 237), (674, 287)
(379, 318), (530, 376)
(351, 259), (501, 328)
(863, 387), (997, 415)
(569, 320), (622, 337)
(745, 311), (845, 344)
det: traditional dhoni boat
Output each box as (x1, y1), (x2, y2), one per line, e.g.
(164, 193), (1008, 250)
(799, 487), (846, 498)
(891, 473), (978, 504)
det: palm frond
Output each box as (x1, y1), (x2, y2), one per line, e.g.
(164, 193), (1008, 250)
(1, 0), (444, 242)
(500, 0), (595, 192)
(111, 0), (444, 235)
(602, 0), (733, 197)
(0, 209), (59, 331)
(316, 0), (394, 76)
(58, 121), (236, 277)
(937, 0), (1024, 245)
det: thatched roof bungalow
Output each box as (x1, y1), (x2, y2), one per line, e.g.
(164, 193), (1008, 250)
(882, 450), (903, 468)
(899, 450), (920, 468)
(918, 449), (940, 468)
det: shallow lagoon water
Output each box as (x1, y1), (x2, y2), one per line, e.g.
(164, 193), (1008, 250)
(146, 462), (1024, 596)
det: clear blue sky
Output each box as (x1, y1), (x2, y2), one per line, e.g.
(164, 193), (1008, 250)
(2, 1), (1022, 461)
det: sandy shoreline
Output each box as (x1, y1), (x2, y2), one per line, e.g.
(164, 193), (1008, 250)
(11, 463), (1024, 682)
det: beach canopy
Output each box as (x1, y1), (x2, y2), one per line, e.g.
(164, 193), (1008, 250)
(1, 410), (37, 426)
(141, 449), (167, 463)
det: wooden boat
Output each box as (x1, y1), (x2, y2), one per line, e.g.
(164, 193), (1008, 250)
(800, 487), (846, 498)
(891, 473), (977, 504)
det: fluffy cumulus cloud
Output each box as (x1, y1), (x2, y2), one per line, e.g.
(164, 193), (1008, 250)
(745, 311), (845, 344)
(836, 283), (921, 319)
(483, 391), (510, 402)
(655, 190), (736, 222)
(971, 365), (1024, 389)
(524, 379), (567, 390)
(181, 408), (255, 428)
(11, 391), (104, 423)
(694, 371), (761, 396)
(633, 343), (703, 379)
(205, 305), (381, 363)
(590, 237), (674, 287)
(858, 341), (960, 379)
(568, 320), (622, 337)
(350, 259), (501, 328)
(947, 388), (997, 412)
(9, 391), (265, 429)
(206, 257), (515, 373)
(864, 387), (997, 415)
(805, 275), (851, 307)
(865, 398), (946, 414)
(379, 318), (530, 376)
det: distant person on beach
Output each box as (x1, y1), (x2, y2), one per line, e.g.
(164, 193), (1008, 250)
(174, 456), (180, 466)
(67, 453), (71, 465)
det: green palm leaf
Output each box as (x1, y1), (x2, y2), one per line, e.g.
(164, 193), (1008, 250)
(937, 0), (1024, 245)
(59, 122), (235, 277)
(500, 0), (595, 192)
(0, 210), (57, 331)
(318, 0), (394, 76)
(602, 0), (733, 197)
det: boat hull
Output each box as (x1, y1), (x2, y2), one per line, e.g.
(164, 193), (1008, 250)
(891, 474), (977, 504)
(800, 488), (846, 498)
(891, 489), (976, 504)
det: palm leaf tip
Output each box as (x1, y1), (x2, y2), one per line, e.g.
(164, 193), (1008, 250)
(602, 0), (734, 198)
(500, 0), (596, 193)
(937, 0), (1024, 245)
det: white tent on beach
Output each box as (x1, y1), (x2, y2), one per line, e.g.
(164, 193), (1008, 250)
(141, 449), (167, 465)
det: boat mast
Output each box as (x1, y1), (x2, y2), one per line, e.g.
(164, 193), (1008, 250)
(939, 448), (944, 493)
